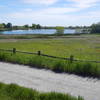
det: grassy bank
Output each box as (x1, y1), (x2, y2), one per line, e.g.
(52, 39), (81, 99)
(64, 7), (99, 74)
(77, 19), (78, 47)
(0, 83), (84, 100)
(0, 52), (100, 78)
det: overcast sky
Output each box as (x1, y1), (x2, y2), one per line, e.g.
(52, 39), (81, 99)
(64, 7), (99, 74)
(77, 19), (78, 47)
(0, 0), (100, 26)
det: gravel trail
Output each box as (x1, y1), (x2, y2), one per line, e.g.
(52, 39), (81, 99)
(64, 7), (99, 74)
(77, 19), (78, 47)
(0, 62), (100, 100)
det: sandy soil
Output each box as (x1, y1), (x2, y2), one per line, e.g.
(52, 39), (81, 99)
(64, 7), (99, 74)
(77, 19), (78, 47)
(0, 62), (100, 100)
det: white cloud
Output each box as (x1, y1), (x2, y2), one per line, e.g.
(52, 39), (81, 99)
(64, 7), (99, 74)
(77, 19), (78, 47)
(69, 0), (99, 8)
(22, 0), (58, 5)
(8, 7), (100, 26)
(2, 0), (100, 26)
(21, 0), (100, 15)
(9, 6), (79, 18)
(37, 7), (79, 15)
(23, 8), (33, 12)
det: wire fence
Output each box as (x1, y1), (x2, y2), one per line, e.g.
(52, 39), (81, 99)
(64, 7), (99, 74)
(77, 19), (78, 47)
(0, 48), (100, 63)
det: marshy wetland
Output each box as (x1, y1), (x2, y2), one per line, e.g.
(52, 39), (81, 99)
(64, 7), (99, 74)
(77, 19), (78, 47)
(0, 34), (100, 78)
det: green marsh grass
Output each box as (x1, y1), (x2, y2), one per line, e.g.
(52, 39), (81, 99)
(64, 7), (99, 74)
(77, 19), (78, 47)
(0, 35), (100, 78)
(0, 83), (84, 100)
(0, 35), (100, 61)
(0, 51), (100, 78)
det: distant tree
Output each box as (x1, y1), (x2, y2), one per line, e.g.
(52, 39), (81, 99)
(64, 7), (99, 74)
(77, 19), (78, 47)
(0, 24), (5, 28)
(13, 26), (18, 30)
(90, 22), (100, 33)
(55, 26), (64, 36)
(68, 26), (73, 29)
(23, 24), (29, 29)
(36, 24), (41, 29)
(2, 23), (6, 28)
(32, 24), (36, 29)
(0, 23), (5, 30)
(6, 23), (12, 28)
(31, 24), (42, 29)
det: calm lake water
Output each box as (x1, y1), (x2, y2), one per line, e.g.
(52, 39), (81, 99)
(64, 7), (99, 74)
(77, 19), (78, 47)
(0, 29), (76, 35)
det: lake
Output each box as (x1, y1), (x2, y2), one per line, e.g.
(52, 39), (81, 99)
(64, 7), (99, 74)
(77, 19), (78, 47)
(0, 29), (76, 35)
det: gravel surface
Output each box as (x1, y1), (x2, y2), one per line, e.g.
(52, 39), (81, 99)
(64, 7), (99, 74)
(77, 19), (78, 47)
(0, 62), (100, 100)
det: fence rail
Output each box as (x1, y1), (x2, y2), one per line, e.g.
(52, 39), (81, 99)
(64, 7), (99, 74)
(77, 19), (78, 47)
(0, 48), (100, 63)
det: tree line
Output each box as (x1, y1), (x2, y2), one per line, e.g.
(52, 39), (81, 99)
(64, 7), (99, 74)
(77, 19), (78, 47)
(0, 23), (57, 31)
(0, 23), (12, 30)
(0, 22), (100, 34)
(0, 23), (43, 31)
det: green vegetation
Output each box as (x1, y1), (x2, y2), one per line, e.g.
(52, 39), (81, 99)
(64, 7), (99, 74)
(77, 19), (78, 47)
(1, 22), (100, 34)
(0, 35), (100, 78)
(55, 26), (64, 36)
(0, 83), (84, 100)
(0, 34), (52, 39)
(0, 35), (100, 61)
(1, 22), (100, 35)
(91, 22), (100, 33)
(0, 23), (12, 31)
(0, 51), (99, 78)
(0, 23), (43, 31)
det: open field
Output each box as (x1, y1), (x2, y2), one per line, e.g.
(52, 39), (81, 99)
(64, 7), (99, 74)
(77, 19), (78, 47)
(0, 34), (100, 61)
(0, 34), (100, 78)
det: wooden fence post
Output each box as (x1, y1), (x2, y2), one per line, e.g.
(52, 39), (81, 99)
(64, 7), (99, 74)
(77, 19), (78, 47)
(38, 51), (41, 56)
(13, 48), (16, 54)
(70, 55), (74, 63)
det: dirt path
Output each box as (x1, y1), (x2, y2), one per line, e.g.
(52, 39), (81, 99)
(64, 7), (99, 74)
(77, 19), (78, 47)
(0, 62), (100, 100)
